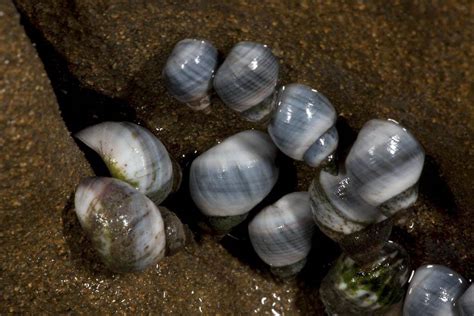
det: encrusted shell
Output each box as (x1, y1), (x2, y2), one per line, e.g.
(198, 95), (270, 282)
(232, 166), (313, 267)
(248, 192), (315, 271)
(403, 265), (468, 316)
(74, 177), (166, 272)
(311, 119), (425, 236)
(320, 241), (410, 315)
(189, 130), (279, 219)
(214, 41), (279, 122)
(163, 39), (218, 110)
(268, 84), (338, 167)
(76, 121), (178, 204)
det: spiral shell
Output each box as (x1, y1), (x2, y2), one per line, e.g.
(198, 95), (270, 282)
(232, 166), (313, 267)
(163, 39), (218, 110)
(189, 130), (279, 231)
(403, 265), (468, 316)
(311, 119), (425, 236)
(248, 192), (315, 276)
(268, 84), (338, 167)
(76, 121), (179, 204)
(320, 241), (410, 315)
(214, 41), (279, 122)
(74, 177), (166, 272)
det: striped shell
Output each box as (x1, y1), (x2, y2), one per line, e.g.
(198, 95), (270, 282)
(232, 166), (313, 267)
(311, 119), (425, 236)
(189, 130), (279, 218)
(76, 121), (178, 204)
(74, 177), (166, 272)
(163, 39), (218, 110)
(403, 265), (468, 316)
(214, 41), (279, 122)
(268, 84), (338, 167)
(248, 192), (315, 269)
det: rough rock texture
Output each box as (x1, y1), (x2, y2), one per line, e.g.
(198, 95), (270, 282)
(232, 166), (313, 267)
(3, 0), (474, 314)
(0, 0), (93, 312)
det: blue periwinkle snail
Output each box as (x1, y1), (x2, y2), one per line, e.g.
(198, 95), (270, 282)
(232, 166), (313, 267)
(403, 265), (469, 316)
(163, 39), (219, 111)
(248, 192), (315, 278)
(310, 119), (425, 262)
(74, 177), (187, 272)
(76, 122), (181, 204)
(189, 130), (279, 233)
(268, 83), (338, 168)
(214, 41), (279, 122)
(320, 241), (410, 315)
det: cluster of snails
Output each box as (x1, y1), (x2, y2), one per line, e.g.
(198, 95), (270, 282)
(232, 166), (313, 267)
(70, 38), (473, 315)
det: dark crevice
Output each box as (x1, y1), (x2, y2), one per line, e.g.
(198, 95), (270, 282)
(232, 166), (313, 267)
(19, 14), (137, 135)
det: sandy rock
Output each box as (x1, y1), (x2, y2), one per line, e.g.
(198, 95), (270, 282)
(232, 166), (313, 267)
(3, 0), (474, 313)
(0, 1), (92, 311)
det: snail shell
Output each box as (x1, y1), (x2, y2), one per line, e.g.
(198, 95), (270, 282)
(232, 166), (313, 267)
(268, 84), (338, 167)
(214, 41), (279, 122)
(458, 284), (474, 316)
(320, 241), (410, 315)
(403, 265), (468, 316)
(74, 177), (166, 272)
(163, 39), (218, 111)
(189, 130), (279, 232)
(76, 121), (180, 204)
(248, 192), (315, 277)
(311, 119), (425, 236)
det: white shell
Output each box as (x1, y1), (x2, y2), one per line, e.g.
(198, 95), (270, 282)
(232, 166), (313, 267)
(189, 130), (279, 217)
(248, 192), (314, 267)
(311, 119), (425, 235)
(76, 121), (175, 204)
(74, 177), (166, 272)
(403, 265), (468, 316)
(268, 84), (338, 167)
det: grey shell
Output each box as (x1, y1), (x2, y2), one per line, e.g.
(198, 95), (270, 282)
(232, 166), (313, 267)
(248, 192), (315, 267)
(189, 130), (279, 217)
(75, 121), (175, 204)
(457, 284), (474, 316)
(163, 39), (218, 110)
(403, 265), (468, 316)
(311, 119), (425, 235)
(74, 177), (166, 273)
(268, 84), (338, 167)
(214, 42), (279, 114)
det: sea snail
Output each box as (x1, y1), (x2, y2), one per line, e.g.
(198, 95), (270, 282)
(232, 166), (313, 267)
(163, 39), (219, 111)
(268, 83), (338, 168)
(310, 119), (425, 262)
(74, 177), (187, 273)
(214, 41), (279, 122)
(248, 192), (315, 278)
(189, 130), (279, 233)
(76, 121), (181, 204)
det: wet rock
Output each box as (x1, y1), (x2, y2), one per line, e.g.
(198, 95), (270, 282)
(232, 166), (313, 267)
(0, 1), (92, 312)
(3, 0), (474, 313)
(13, 1), (473, 216)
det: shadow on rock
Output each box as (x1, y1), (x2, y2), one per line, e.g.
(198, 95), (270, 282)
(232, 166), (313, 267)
(20, 15), (138, 134)
(418, 155), (458, 214)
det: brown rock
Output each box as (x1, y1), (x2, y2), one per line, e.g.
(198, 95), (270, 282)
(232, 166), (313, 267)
(4, 0), (474, 313)
(0, 0), (92, 312)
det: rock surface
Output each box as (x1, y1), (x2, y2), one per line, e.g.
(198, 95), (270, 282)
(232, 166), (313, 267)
(3, 0), (474, 314)
(0, 0), (93, 312)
